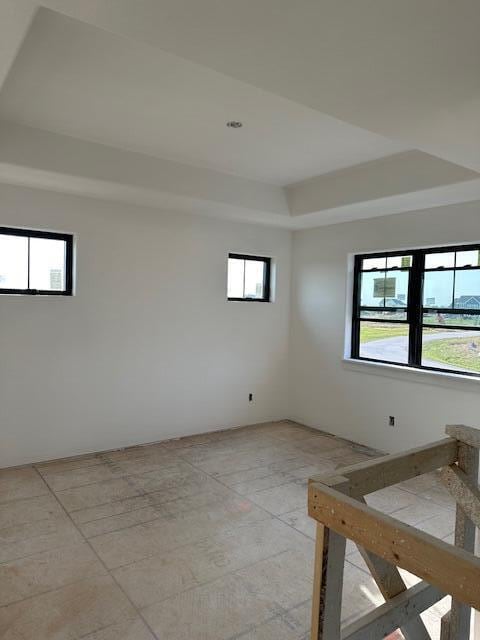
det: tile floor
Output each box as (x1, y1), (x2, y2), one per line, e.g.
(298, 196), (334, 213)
(0, 420), (456, 639)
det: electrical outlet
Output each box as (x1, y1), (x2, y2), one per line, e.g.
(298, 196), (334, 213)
(389, 416), (395, 427)
(248, 393), (253, 402)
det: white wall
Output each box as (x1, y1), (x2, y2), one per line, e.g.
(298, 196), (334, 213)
(290, 201), (480, 453)
(0, 184), (291, 467)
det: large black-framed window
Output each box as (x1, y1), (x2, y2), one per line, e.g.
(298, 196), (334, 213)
(227, 253), (271, 302)
(351, 244), (480, 377)
(0, 227), (73, 296)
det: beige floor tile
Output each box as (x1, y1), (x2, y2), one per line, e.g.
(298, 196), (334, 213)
(365, 486), (419, 514)
(390, 496), (452, 527)
(231, 472), (303, 496)
(81, 617), (156, 640)
(73, 482), (233, 537)
(55, 477), (145, 512)
(106, 452), (183, 476)
(286, 462), (337, 481)
(0, 542), (105, 606)
(217, 457), (316, 486)
(130, 465), (220, 498)
(236, 547), (314, 610)
(330, 448), (371, 469)
(0, 493), (64, 528)
(418, 484), (456, 509)
(292, 435), (348, 454)
(341, 561), (384, 625)
(0, 467), (48, 504)
(0, 423), (457, 640)
(0, 515), (83, 563)
(90, 496), (269, 568)
(397, 473), (440, 495)
(248, 481), (307, 515)
(234, 612), (307, 639)
(0, 575), (136, 639)
(113, 518), (306, 608)
(194, 446), (301, 477)
(278, 508), (315, 539)
(280, 601), (311, 637)
(39, 462), (127, 492)
(142, 572), (285, 640)
(35, 454), (107, 474)
(416, 511), (456, 539)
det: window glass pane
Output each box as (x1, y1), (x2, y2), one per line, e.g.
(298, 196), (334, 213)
(386, 255), (412, 269)
(227, 258), (244, 298)
(423, 311), (480, 328)
(456, 249), (480, 268)
(362, 256), (386, 270)
(29, 238), (66, 291)
(360, 271), (386, 306)
(360, 309), (407, 321)
(422, 328), (480, 373)
(0, 234), (28, 289)
(453, 269), (480, 309)
(359, 321), (409, 364)
(384, 270), (409, 308)
(424, 252), (455, 269)
(244, 260), (266, 299)
(423, 270), (454, 308)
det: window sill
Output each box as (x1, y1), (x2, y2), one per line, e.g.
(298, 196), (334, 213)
(342, 357), (480, 392)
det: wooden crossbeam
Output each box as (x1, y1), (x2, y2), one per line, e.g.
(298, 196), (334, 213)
(310, 439), (458, 497)
(446, 425), (480, 449)
(341, 581), (445, 640)
(441, 464), (480, 530)
(308, 481), (480, 610)
(356, 497), (431, 640)
(357, 548), (431, 640)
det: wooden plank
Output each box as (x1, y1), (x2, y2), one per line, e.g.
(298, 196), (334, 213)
(311, 523), (346, 640)
(342, 581), (444, 640)
(447, 443), (479, 640)
(446, 424), (480, 449)
(308, 481), (480, 610)
(310, 439), (458, 497)
(441, 464), (480, 529)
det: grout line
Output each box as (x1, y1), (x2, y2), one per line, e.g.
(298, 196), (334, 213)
(31, 467), (162, 640)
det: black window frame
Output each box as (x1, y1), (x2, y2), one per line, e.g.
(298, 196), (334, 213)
(351, 243), (480, 378)
(227, 253), (271, 302)
(0, 226), (73, 296)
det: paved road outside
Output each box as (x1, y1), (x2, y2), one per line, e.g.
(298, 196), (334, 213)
(361, 330), (480, 371)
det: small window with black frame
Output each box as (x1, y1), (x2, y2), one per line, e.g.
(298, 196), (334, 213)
(0, 227), (73, 296)
(227, 254), (271, 302)
(351, 245), (480, 376)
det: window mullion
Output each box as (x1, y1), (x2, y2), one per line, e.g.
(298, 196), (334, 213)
(408, 251), (424, 366)
(27, 236), (30, 291)
(351, 256), (362, 357)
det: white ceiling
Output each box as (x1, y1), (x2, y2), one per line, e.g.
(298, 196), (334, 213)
(0, 9), (408, 186)
(36, 0), (480, 174)
(0, 0), (479, 227)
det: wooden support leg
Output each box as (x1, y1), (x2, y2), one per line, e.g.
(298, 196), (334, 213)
(447, 443), (479, 640)
(311, 523), (346, 640)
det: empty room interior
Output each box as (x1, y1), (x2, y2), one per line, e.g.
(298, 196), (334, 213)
(2, 2), (480, 639)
